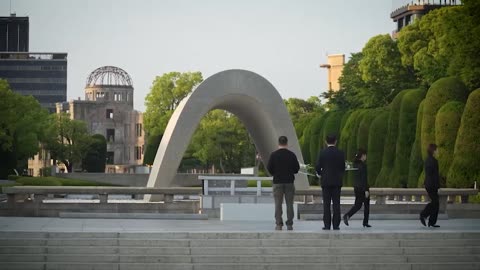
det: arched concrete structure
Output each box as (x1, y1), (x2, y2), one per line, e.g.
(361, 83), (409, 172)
(146, 69), (309, 194)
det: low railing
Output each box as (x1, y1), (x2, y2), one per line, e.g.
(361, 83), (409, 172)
(198, 176), (273, 196)
(296, 188), (478, 205)
(3, 186), (202, 204)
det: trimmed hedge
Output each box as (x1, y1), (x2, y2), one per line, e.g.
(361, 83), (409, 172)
(421, 77), (469, 159)
(321, 110), (345, 150)
(368, 110), (389, 187)
(339, 110), (366, 186)
(390, 89), (426, 187)
(338, 110), (353, 151)
(435, 101), (465, 187)
(309, 113), (329, 164)
(356, 109), (377, 151)
(301, 124), (313, 165)
(408, 100), (425, 188)
(15, 177), (116, 186)
(447, 89), (480, 188)
(376, 89), (410, 187)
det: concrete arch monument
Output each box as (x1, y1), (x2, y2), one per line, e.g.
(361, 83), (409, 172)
(146, 69), (309, 192)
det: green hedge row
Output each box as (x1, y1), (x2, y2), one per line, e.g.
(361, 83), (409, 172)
(367, 110), (389, 187)
(376, 90), (410, 187)
(407, 100), (425, 187)
(435, 101), (465, 187)
(390, 89), (426, 187)
(447, 89), (480, 188)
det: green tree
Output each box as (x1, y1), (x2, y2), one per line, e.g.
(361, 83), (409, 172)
(447, 89), (480, 188)
(323, 53), (365, 110)
(0, 80), (49, 177)
(44, 113), (92, 173)
(435, 101), (465, 187)
(367, 110), (389, 187)
(376, 90), (410, 187)
(144, 72), (203, 137)
(407, 101), (425, 188)
(82, 134), (107, 173)
(143, 134), (162, 166)
(390, 89), (425, 187)
(285, 96), (324, 138)
(358, 35), (418, 107)
(189, 110), (255, 173)
(398, 5), (480, 90)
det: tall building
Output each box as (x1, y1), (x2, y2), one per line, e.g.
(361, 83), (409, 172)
(0, 14), (29, 52)
(391, 0), (460, 39)
(320, 54), (345, 92)
(56, 66), (145, 174)
(0, 52), (67, 112)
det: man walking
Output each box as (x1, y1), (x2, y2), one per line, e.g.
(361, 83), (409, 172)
(315, 134), (346, 230)
(267, 136), (300, 231)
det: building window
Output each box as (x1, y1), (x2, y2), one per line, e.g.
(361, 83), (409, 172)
(28, 169), (33, 176)
(106, 109), (113, 119)
(106, 152), (114, 165)
(96, 92), (105, 99)
(114, 93), (123, 101)
(135, 123), (142, 137)
(125, 146), (130, 161)
(135, 146), (142, 160)
(107, 129), (115, 142)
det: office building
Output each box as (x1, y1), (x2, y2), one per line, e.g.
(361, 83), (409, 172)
(0, 14), (29, 52)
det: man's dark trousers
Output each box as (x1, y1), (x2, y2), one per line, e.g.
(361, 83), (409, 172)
(322, 186), (341, 229)
(273, 183), (295, 226)
(420, 188), (439, 225)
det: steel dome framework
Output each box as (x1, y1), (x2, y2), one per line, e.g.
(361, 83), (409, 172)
(86, 66), (133, 87)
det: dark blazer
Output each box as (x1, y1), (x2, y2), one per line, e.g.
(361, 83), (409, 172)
(315, 146), (346, 187)
(267, 148), (300, 184)
(424, 155), (440, 190)
(353, 160), (369, 190)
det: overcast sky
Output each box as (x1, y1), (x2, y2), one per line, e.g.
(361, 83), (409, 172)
(1, 0), (397, 111)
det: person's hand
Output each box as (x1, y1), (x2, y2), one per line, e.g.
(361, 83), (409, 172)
(365, 191), (370, 198)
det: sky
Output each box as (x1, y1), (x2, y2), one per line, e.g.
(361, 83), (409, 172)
(1, 0), (397, 112)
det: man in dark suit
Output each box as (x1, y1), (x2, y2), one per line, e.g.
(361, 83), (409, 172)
(315, 134), (346, 230)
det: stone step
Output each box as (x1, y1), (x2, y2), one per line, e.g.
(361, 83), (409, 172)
(2, 262), (480, 270)
(1, 238), (478, 248)
(0, 254), (478, 264)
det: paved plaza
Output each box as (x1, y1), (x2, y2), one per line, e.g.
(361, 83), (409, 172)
(0, 217), (478, 233)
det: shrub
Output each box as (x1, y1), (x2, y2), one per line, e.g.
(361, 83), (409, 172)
(356, 109), (378, 151)
(447, 89), (480, 188)
(391, 89), (426, 187)
(408, 100), (425, 188)
(309, 113), (328, 164)
(435, 101), (465, 187)
(321, 110), (345, 150)
(368, 110), (389, 187)
(82, 134), (107, 172)
(339, 110), (367, 186)
(338, 110), (353, 151)
(7, 175), (21, 181)
(421, 77), (469, 159)
(16, 177), (62, 186)
(301, 122), (313, 165)
(376, 90), (410, 187)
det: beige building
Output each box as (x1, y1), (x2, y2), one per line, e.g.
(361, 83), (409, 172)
(320, 54), (345, 92)
(28, 66), (145, 175)
(59, 66), (145, 173)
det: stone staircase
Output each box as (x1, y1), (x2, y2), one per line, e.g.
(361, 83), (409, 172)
(1, 231), (479, 270)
